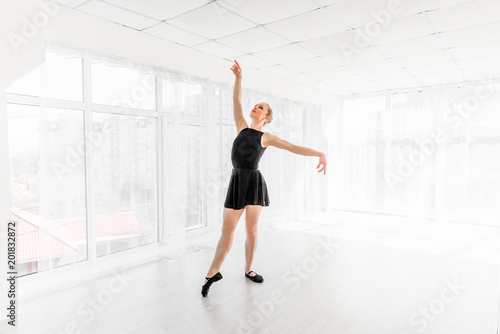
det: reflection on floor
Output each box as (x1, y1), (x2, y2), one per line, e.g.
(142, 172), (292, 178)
(8, 210), (500, 334)
(276, 210), (500, 263)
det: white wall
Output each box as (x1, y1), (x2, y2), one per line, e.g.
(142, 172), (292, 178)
(1, 0), (46, 324)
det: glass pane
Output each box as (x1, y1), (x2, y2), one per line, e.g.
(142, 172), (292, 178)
(6, 50), (83, 101)
(8, 104), (87, 276)
(91, 61), (156, 110)
(92, 113), (158, 257)
(162, 75), (204, 115)
(164, 123), (207, 233)
(467, 126), (500, 220)
(45, 51), (83, 101)
(183, 125), (206, 230)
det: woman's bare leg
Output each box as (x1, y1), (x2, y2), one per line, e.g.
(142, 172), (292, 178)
(244, 205), (262, 275)
(205, 207), (245, 283)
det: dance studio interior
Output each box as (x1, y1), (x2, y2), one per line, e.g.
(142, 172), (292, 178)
(2, 0), (500, 333)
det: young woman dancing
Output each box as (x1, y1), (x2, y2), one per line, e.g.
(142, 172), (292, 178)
(201, 60), (327, 297)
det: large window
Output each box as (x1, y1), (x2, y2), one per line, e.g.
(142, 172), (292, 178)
(7, 45), (161, 275)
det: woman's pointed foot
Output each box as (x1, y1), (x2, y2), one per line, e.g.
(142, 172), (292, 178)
(245, 270), (264, 283)
(201, 272), (223, 297)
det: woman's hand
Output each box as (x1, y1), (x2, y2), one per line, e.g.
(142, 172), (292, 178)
(317, 153), (327, 175)
(230, 60), (242, 77)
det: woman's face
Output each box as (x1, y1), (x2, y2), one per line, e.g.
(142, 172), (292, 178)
(250, 103), (268, 123)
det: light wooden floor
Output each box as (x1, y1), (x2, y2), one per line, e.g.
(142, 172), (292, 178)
(8, 211), (500, 334)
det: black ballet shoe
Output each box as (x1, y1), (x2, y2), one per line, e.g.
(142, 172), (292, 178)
(201, 272), (223, 297)
(245, 271), (264, 283)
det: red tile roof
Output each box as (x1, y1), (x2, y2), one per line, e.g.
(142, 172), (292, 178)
(14, 211), (76, 263)
(12, 208), (144, 263)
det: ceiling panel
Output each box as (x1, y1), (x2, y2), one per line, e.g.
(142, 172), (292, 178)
(307, 67), (355, 80)
(331, 74), (373, 86)
(362, 69), (412, 81)
(311, 48), (388, 69)
(329, 86), (353, 95)
(281, 57), (332, 73)
(405, 61), (460, 76)
(50, 0), (88, 7)
(342, 46), (388, 65)
(305, 80), (339, 90)
(414, 70), (465, 85)
(417, 0), (475, 11)
(367, 14), (435, 46)
(167, 2), (256, 39)
(78, 1), (159, 30)
(264, 8), (347, 42)
(346, 59), (401, 75)
(456, 55), (500, 69)
(392, 50), (453, 68)
(314, 0), (349, 6)
(143, 23), (208, 47)
(192, 40), (246, 59)
(259, 65), (297, 77)
(379, 83), (423, 91)
(449, 40), (500, 60)
(376, 76), (421, 88)
(217, 0), (319, 25)
(462, 67), (500, 80)
(217, 27), (290, 53)
(324, 0), (421, 29)
(297, 30), (359, 57)
(235, 54), (274, 69)
(426, 0), (500, 32)
(375, 35), (443, 57)
(341, 82), (386, 94)
(312, 51), (351, 68)
(105, 0), (209, 20)
(283, 73), (317, 83)
(252, 44), (317, 64)
(439, 21), (500, 48)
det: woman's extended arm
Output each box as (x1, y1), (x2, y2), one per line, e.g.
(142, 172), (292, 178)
(290, 145), (323, 157)
(230, 60), (247, 131)
(263, 132), (327, 174)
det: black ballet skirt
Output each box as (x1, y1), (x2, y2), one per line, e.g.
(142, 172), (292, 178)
(224, 127), (270, 210)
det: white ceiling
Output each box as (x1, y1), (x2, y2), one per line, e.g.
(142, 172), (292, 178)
(54, 0), (500, 96)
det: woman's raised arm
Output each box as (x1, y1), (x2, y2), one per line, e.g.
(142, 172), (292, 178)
(230, 60), (247, 132)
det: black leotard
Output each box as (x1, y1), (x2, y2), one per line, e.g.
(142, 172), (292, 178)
(224, 127), (270, 210)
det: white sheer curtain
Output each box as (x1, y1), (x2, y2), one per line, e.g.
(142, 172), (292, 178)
(326, 81), (500, 227)
(160, 71), (219, 254)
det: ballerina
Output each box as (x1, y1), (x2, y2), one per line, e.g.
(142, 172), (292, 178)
(201, 60), (327, 297)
